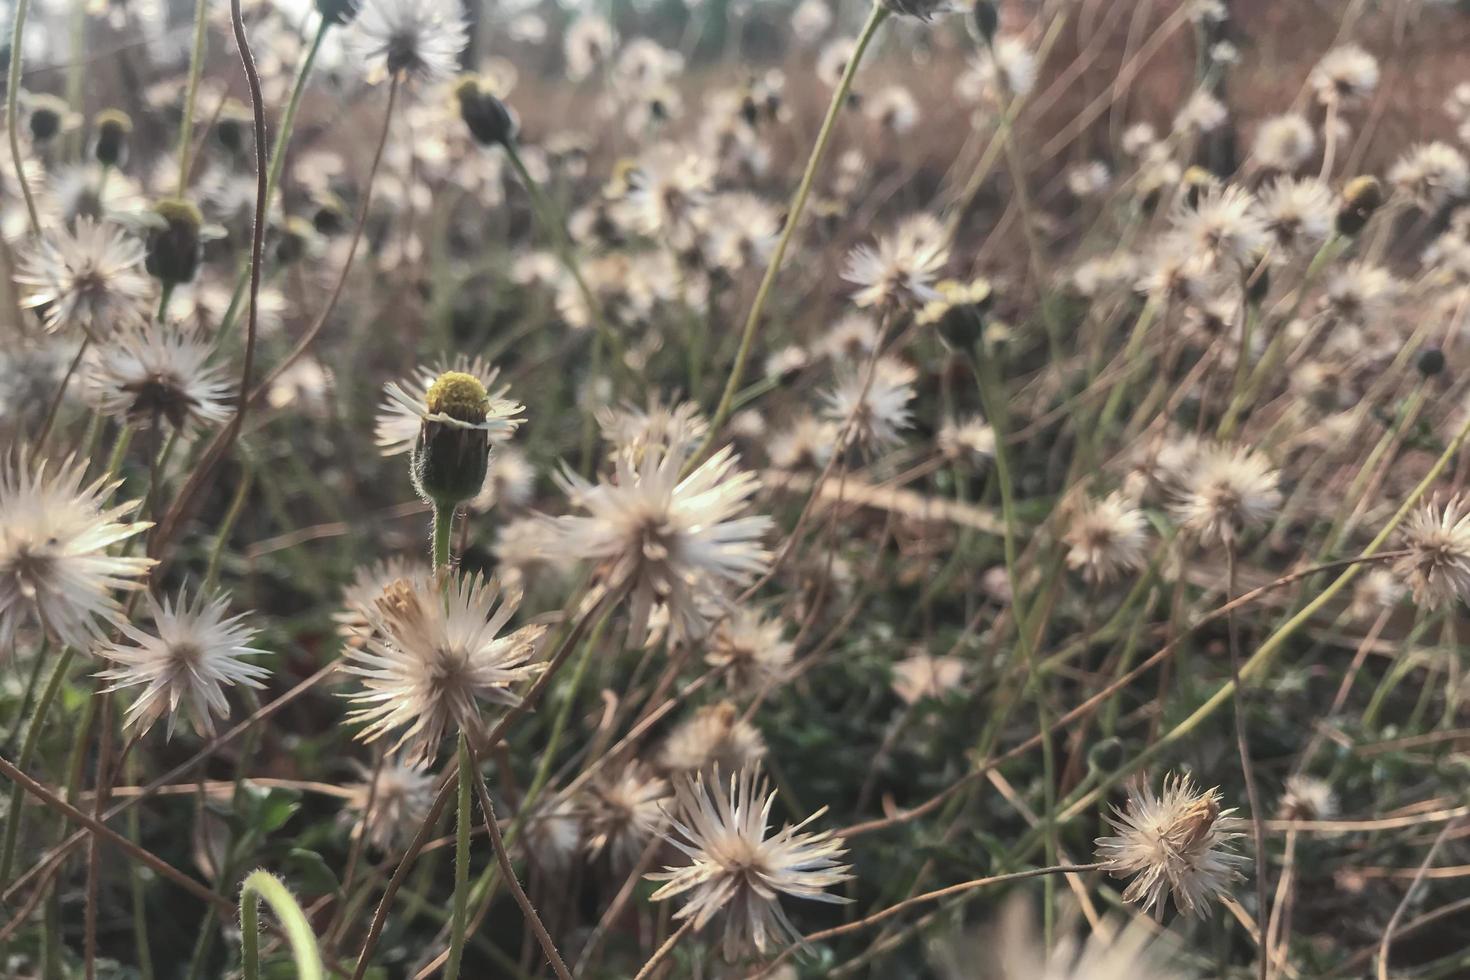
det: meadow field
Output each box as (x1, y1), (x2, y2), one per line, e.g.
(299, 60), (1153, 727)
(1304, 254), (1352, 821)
(4, 0), (1470, 976)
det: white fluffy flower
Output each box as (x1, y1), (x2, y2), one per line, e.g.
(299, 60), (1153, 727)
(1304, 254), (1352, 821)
(342, 573), (548, 763)
(842, 232), (946, 309)
(1096, 773), (1248, 917)
(15, 217), (151, 335)
(96, 588), (269, 738)
(1171, 444), (1281, 545)
(0, 455), (154, 648)
(548, 445), (772, 645)
(648, 766), (852, 960)
(823, 356), (917, 451)
(82, 321), (234, 431)
(349, 0), (469, 84)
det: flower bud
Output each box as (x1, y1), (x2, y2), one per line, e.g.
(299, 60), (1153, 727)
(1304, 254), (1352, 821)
(273, 216), (317, 266)
(454, 75), (518, 148)
(1087, 737), (1125, 775)
(144, 198), (205, 286)
(1417, 346), (1446, 378)
(214, 100), (252, 157)
(971, 0), (999, 43)
(91, 108), (132, 168)
(1336, 175), (1383, 236)
(411, 372), (492, 508)
(27, 94), (70, 144)
(315, 0), (359, 26)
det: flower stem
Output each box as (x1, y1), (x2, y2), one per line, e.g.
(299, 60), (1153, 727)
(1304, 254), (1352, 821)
(691, 1), (889, 468)
(0, 647), (78, 889)
(240, 870), (325, 980)
(444, 735), (474, 980)
(5, 0), (40, 236)
(432, 503), (455, 572)
(176, 0), (211, 194)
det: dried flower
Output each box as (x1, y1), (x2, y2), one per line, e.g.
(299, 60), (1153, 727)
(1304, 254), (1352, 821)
(1096, 773), (1248, 917)
(0, 455), (154, 648)
(1395, 495), (1470, 608)
(342, 573), (547, 763)
(549, 445), (771, 645)
(648, 766), (852, 960)
(97, 588), (268, 739)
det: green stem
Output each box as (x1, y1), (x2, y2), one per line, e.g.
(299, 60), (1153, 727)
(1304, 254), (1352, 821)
(1062, 406), (1470, 821)
(501, 140), (626, 373)
(265, 19), (330, 206)
(432, 503), (455, 572)
(5, 0), (39, 235)
(691, 1), (889, 466)
(240, 870), (325, 980)
(444, 735), (474, 980)
(176, 0), (211, 193)
(0, 647), (78, 888)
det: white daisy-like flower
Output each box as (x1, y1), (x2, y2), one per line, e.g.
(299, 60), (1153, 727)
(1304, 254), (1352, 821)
(1388, 141), (1470, 212)
(1063, 492), (1150, 585)
(791, 0), (832, 43)
(866, 85), (920, 134)
(374, 356), (523, 457)
(15, 217), (152, 336)
(582, 761), (670, 869)
(1324, 262), (1399, 325)
(1066, 161), (1112, 198)
(0, 455), (154, 649)
(1257, 176), (1334, 256)
(823, 356), (917, 451)
(648, 766), (853, 961)
(1310, 44), (1379, 107)
(96, 587), (268, 739)
(523, 797), (583, 873)
(622, 143), (715, 238)
(1395, 495), (1470, 609)
(937, 415), (996, 462)
(564, 14), (617, 82)
(1171, 186), (1267, 269)
(957, 36), (1037, 101)
(341, 573), (548, 764)
(1279, 775), (1337, 822)
(343, 754), (437, 852)
(334, 555), (433, 644)
(1172, 90), (1227, 135)
(349, 0), (469, 84)
(660, 701), (768, 776)
(1251, 114), (1316, 172)
(548, 445), (772, 645)
(1171, 443), (1281, 545)
(469, 444), (536, 513)
(596, 398), (708, 460)
(891, 651), (965, 704)
(705, 193), (780, 272)
(1096, 772), (1248, 917)
(842, 232), (946, 309)
(705, 608), (794, 693)
(81, 321), (234, 431)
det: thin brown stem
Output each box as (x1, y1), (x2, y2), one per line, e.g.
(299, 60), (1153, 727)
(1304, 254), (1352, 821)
(468, 759), (573, 980)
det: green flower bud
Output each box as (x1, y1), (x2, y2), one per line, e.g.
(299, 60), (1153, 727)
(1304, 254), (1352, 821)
(92, 108), (132, 167)
(144, 198), (205, 286)
(315, 0), (359, 26)
(27, 93), (70, 144)
(1337, 175), (1384, 236)
(411, 372), (492, 508)
(454, 76), (518, 148)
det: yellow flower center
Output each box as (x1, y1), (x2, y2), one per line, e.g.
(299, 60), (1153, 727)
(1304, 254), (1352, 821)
(425, 371), (489, 424)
